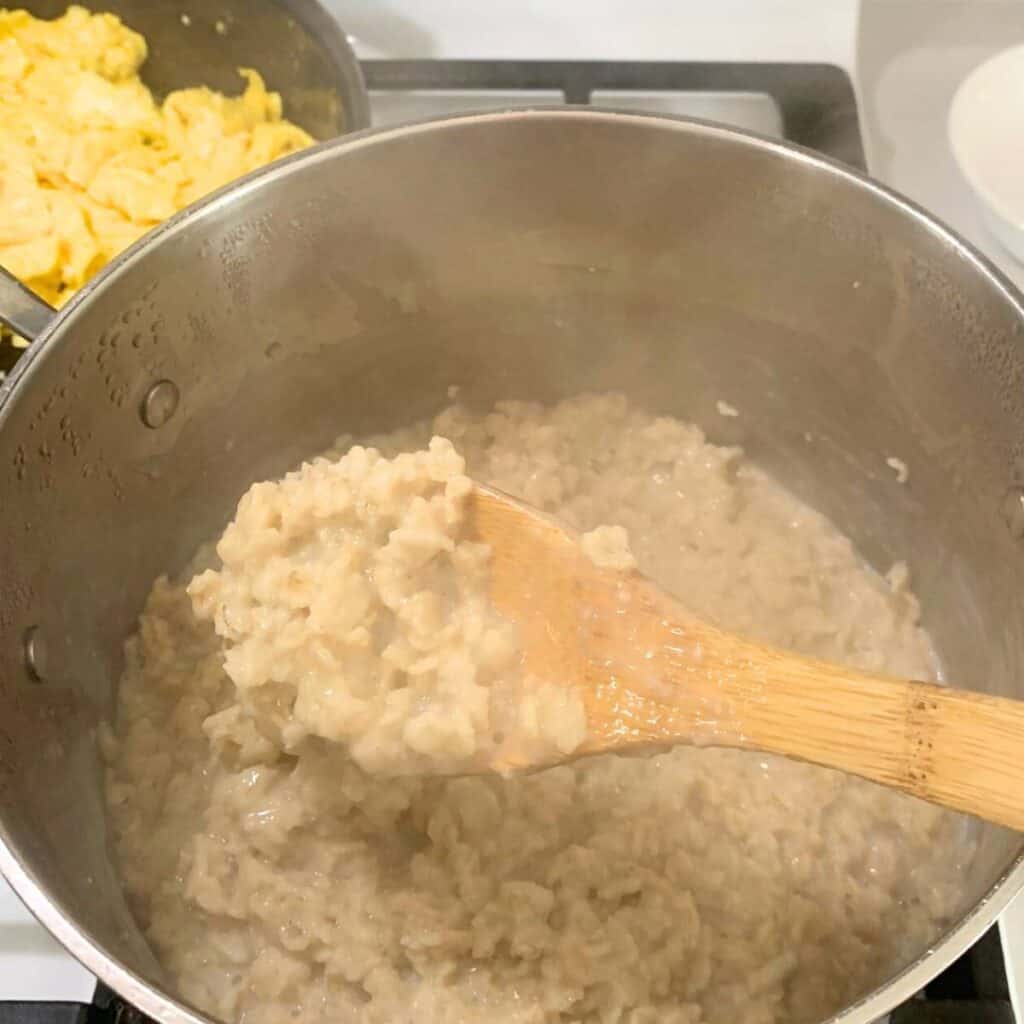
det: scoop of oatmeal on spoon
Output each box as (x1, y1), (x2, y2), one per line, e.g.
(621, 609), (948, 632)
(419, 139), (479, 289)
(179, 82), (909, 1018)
(187, 437), (587, 777)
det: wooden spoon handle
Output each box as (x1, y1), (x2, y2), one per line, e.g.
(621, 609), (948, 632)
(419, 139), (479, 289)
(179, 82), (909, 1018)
(585, 602), (1024, 827)
(582, 596), (1024, 830)
(724, 653), (1024, 831)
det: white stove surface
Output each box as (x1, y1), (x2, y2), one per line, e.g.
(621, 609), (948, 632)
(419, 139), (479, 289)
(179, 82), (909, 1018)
(0, 879), (94, 1000)
(5, 0), (1024, 1013)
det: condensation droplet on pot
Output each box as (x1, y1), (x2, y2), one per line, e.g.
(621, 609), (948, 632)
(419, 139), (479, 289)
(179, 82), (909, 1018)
(1000, 487), (1024, 540)
(23, 625), (47, 683)
(141, 380), (179, 429)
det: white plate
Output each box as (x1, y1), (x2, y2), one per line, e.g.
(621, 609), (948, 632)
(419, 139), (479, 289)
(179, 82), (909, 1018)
(949, 44), (1024, 264)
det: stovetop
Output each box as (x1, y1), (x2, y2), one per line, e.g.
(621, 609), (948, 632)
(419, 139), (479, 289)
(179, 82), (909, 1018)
(1, 7), (1023, 1022)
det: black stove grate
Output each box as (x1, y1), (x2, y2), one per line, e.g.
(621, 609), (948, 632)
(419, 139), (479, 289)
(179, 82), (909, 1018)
(892, 927), (1015, 1024)
(361, 58), (867, 169)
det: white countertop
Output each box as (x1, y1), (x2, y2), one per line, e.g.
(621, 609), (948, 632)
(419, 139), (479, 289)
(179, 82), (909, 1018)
(336, 0), (859, 64)
(0, 881), (94, 1001)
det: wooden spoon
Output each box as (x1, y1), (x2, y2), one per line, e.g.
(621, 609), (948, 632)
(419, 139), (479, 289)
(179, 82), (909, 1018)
(467, 484), (1024, 830)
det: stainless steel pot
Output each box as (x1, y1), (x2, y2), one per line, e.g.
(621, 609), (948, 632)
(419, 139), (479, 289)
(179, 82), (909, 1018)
(19, 0), (369, 138)
(1, 110), (1023, 1024)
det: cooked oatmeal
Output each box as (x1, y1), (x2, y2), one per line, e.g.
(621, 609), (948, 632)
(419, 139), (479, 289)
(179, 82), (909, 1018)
(103, 393), (974, 1024)
(186, 436), (585, 776)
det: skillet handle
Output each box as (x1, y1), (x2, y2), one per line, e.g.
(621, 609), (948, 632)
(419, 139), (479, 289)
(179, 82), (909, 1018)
(0, 267), (56, 344)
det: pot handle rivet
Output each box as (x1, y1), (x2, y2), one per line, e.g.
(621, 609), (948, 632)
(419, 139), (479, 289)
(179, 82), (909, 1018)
(23, 625), (47, 684)
(140, 379), (180, 429)
(1001, 487), (1024, 540)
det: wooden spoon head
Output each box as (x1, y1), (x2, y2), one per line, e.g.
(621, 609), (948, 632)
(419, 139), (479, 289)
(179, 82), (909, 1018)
(466, 484), (587, 676)
(466, 485), (723, 772)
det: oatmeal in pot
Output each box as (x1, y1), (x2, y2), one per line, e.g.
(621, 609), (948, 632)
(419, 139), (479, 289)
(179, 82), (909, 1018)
(103, 393), (974, 1024)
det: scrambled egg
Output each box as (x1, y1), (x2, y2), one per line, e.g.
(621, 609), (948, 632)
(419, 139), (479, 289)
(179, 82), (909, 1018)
(0, 5), (313, 345)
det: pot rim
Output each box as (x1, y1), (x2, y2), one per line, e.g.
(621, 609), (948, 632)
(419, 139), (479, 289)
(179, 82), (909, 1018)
(2, 107), (1023, 1024)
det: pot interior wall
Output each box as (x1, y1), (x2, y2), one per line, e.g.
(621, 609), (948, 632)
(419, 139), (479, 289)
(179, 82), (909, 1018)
(1, 113), (1023, 1015)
